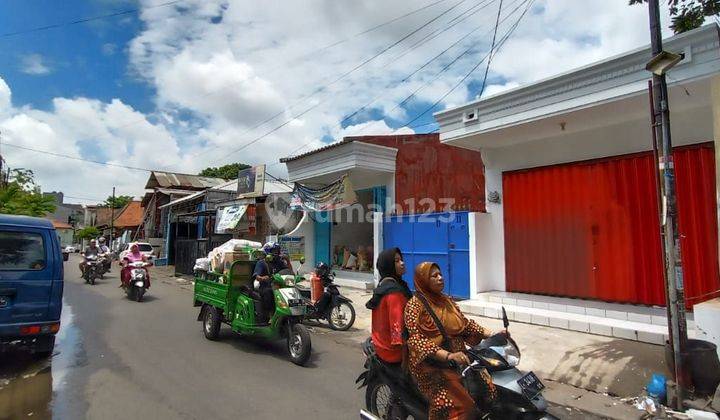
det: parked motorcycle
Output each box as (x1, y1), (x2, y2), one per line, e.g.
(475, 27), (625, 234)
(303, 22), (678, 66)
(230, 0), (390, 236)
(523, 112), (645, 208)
(122, 261), (151, 302)
(83, 255), (100, 285)
(295, 263), (356, 331)
(357, 307), (556, 420)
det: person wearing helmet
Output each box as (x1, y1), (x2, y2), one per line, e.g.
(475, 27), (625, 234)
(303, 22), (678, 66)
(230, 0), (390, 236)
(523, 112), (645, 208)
(80, 239), (99, 275)
(252, 242), (291, 323)
(98, 237), (111, 272)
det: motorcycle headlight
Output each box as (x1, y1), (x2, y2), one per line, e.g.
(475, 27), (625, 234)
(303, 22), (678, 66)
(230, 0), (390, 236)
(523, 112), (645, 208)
(490, 341), (521, 367)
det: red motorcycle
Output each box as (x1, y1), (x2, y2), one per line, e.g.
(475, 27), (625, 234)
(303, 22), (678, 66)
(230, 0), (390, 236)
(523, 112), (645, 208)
(120, 260), (152, 302)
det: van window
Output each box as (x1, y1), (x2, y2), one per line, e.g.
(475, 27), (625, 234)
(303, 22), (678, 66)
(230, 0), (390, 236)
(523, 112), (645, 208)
(138, 244), (153, 253)
(0, 231), (46, 270)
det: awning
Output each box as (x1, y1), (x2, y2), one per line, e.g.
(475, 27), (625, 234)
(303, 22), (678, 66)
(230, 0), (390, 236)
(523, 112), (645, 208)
(214, 204), (248, 233)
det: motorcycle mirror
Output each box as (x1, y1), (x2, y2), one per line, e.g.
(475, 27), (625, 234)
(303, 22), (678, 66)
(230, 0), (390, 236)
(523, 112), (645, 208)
(501, 306), (509, 329)
(299, 257), (305, 264)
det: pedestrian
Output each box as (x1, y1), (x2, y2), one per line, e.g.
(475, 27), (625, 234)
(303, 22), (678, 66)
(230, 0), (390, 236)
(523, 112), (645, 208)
(404, 262), (497, 420)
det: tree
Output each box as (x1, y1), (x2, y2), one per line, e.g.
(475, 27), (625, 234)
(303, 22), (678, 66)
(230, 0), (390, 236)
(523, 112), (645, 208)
(630, 0), (720, 33)
(0, 169), (57, 217)
(103, 195), (133, 209)
(76, 226), (100, 240)
(199, 163), (251, 180)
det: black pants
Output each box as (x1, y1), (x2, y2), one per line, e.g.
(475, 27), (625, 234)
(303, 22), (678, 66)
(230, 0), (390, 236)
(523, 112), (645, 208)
(258, 283), (275, 322)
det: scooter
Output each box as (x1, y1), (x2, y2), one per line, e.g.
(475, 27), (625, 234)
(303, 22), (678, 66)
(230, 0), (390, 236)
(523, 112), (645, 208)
(122, 261), (151, 302)
(357, 307), (557, 420)
(295, 266), (355, 331)
(83, 255), (100, 285)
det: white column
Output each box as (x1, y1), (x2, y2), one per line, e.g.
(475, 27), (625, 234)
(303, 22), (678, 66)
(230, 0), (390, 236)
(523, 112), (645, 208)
(479, 150), (507, 292)
(712, 75), (720, 274)
(373, 211), (383, 285)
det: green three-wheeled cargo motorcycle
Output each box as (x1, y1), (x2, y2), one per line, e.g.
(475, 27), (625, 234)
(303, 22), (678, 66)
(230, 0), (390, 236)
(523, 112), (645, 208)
(193, 259), (312, 366)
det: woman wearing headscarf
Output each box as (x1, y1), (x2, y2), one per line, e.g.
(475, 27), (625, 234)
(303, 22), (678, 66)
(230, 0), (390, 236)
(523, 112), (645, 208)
(120, 243), (151, 288)
(366, 247), (411, 367)
(404, 262), (496, 420)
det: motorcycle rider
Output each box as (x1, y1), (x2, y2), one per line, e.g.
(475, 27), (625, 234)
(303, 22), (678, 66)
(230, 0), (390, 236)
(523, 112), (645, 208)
(252, 242), (290, 322)
(365, 248), (411, 372)
(98, 237), (111, 273)
(80, 239), (100, 276)
(119, 243), (151, 288)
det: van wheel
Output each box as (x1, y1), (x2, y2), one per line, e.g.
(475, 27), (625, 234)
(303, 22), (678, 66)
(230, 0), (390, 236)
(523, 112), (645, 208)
(32, 336), (56, 359)
(286, 323), (311, 366)
(203, 306), (221, 340)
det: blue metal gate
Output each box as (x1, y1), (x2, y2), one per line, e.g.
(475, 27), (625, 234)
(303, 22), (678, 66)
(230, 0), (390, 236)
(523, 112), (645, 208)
(383, 212), (470, 299)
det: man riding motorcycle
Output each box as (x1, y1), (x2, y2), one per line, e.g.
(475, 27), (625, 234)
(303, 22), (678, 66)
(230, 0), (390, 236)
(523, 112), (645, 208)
(80, 239), (99, 275)
(252, 242), (291, 323)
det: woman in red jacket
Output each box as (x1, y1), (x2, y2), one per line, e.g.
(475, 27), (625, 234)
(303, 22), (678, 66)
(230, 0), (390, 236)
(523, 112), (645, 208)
(366, 247), (411, 366)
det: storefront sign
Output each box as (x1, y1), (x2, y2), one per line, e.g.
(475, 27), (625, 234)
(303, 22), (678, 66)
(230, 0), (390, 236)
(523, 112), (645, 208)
(279, 236), (305, 261)
(237, 165), (266, 197)
(214, 204), (248, 233)
(291, 174), (357, 211)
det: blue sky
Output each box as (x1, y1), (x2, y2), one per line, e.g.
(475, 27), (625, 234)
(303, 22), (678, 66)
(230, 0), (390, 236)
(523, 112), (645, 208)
(0, 0), (153, 113)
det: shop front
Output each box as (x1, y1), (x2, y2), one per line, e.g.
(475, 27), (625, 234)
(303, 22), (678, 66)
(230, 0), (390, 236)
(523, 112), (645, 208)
(435, 24), (720, 308)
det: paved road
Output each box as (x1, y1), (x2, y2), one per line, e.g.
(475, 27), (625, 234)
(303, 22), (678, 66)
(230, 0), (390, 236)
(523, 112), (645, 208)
(0, 255), (597, 420)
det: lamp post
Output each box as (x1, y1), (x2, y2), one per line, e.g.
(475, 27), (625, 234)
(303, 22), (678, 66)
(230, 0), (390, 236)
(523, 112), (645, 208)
(645, 0), (690, 409)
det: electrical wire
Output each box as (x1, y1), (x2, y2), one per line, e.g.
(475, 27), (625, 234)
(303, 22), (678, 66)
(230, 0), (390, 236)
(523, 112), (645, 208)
(259, 1), (530, 170)
(1, 142), (153, 172)
(0, 0), (187, 39)
(193, 0), (477, 164)
(396, 0), (534, 131)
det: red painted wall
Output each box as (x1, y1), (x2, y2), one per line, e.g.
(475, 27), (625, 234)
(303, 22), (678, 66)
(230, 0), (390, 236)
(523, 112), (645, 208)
(348, 134), (485, 214)
(503, 143), (719, 307)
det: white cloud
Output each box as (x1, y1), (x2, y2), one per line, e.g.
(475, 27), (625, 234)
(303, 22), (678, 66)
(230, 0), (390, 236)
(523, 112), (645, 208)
(20, 54), (52, 75)
(0, 77), (10, 113)
(1, 0), (679, 201)
(102, 43), (117, 56)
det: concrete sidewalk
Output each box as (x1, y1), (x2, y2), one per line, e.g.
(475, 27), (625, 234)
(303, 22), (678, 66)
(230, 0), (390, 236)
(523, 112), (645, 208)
(158, 266), (653, 419)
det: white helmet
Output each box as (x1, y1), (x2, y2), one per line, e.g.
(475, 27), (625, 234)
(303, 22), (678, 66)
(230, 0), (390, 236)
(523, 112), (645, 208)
(98, 237), (106, 243)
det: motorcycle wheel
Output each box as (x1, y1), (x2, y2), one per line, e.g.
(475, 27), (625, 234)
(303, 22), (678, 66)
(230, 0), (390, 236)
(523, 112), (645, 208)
(134, 287), (144, 302)
(328, 302), (356, 331)
(366, 377), (409, 420)
(203, 306), (221, 341)
(286, 323), (311, 366)
(90, 275), (95, 285)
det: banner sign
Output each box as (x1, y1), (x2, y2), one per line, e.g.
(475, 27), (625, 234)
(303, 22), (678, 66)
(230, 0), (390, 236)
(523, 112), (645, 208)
(290, 175), (358, 212)
(237, 165), (266, 197)
(278, 236), (305, 261)
(214, 204), (248, 233)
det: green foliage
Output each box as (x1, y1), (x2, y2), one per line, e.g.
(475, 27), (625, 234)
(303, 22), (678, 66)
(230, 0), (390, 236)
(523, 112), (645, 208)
(76, 226), (100, 240)
(199, 163), (251, 180)
(630, 0), (720, 33)
(104, 195), (133, 209)
(0, 169), (57, 217)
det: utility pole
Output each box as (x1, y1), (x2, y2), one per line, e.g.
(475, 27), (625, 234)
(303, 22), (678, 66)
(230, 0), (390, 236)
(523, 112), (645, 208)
(646, 0), (690, 409)
(110, 187), (116, 247)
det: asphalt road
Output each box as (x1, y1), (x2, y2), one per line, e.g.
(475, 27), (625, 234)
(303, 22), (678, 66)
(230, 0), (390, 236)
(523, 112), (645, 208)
(0, 255), (597, 420)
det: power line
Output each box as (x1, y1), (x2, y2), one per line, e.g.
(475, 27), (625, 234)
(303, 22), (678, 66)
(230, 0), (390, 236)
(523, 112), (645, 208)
(477, 0), (505, 99)
(192, 0), (476, 164)
(394, 0), (534, 131)
(269, 0), (529, 168)
(1, 142), (153, 172)
(1, 0), (187, 39)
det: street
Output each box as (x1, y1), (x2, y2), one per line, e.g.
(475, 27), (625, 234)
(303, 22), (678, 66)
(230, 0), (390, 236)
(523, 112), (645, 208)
(2, 255), (368, 420)
(0, 256), (606, 420)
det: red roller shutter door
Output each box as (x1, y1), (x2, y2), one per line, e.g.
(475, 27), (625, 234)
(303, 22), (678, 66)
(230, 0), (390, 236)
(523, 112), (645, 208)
(503, 143), (719, 306)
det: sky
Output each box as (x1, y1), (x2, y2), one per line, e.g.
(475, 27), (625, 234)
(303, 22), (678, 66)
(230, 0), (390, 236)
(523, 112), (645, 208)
(0, 0), (679, 204)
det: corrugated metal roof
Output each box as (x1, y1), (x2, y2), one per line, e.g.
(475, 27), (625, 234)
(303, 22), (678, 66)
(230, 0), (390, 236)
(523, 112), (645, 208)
(279, 138), (355, 163)
(159, 179), (239, 209)
(144, 171), (227, 190)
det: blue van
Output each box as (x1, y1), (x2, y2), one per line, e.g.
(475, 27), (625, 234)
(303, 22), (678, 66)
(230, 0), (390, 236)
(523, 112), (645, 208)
(0, 215), (64, 356)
